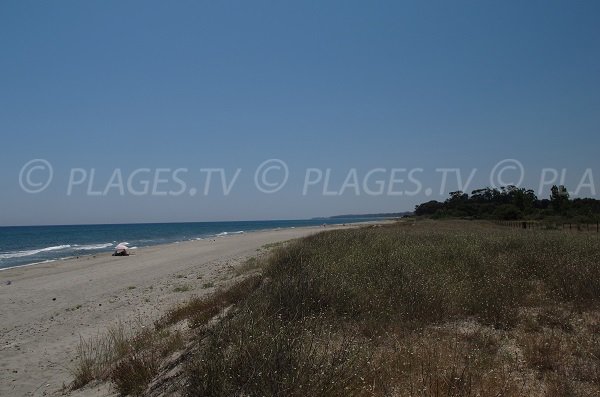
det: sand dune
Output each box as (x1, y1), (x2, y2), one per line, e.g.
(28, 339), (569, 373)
(0, 225), (351, 397)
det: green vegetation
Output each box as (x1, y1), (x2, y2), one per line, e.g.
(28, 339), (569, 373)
(71, 221), (600, 396)
(415, 185), (600, 222)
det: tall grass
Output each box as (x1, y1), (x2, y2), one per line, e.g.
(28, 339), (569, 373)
(184, 220), (600, 396)
(70, 321), (183, 392)
(71, 220), (600, 396)
(70, 271), (263, 394)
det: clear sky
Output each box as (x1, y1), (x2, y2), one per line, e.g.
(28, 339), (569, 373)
(1, 1), (599, 226)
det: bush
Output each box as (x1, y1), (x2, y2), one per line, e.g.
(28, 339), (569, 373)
(493, 204), (523, 220)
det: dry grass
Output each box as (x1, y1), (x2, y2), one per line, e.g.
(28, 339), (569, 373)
(70, 321), (184, 394)
(156, 274), (262, 330)
(183, 220), (600, 396)
(70, 322), (129, 389)
(71, 220), (600, 396)
(70, 257), (265, 395)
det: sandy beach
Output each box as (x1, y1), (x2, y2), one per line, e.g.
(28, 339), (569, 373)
(0, 225), (356, 397)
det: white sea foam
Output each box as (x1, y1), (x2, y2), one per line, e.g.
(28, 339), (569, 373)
(74, 243), (113, 251)
(0, 259), (57, 271)
(0, 245), (71, 260)
(216, 231), (244, 237)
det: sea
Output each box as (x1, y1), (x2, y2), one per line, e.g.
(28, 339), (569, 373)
(0, 217), (384, 270)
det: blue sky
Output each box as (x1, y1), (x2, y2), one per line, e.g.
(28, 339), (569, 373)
(1, 1), (599, 225)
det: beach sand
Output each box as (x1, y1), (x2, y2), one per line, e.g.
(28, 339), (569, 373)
(0, 224), (359, 397)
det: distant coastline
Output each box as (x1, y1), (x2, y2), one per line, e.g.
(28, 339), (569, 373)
(313, 212), (412, 220)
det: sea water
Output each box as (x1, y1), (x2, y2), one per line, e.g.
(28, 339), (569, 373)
(0, 218), (384, 270)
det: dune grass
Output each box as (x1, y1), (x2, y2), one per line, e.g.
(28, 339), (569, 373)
(184, 220), (600, 396)
(70, 320), (184, 392)
(70, 262), (265, 394)
(72, 220), (600, 396)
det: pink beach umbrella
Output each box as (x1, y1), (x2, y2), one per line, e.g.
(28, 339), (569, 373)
(115, 242), (129, 252)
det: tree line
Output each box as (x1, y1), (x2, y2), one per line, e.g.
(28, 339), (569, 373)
(415, 185), (600, 222)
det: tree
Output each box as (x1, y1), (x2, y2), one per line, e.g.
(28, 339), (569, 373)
(414, 200), (444, 216)
(506, 186), (537, 212)
(550, 185), (570, 214)
(493, 204), (523, 220)
(413, 184), (600, 221)
(471, 188), (495, 203)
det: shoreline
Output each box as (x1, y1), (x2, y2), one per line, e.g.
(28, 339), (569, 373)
(0, 221), (388, 396)
(0, 220), (392, 273)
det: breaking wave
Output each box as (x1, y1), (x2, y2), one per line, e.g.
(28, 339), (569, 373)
(0, 245), (71, 260)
